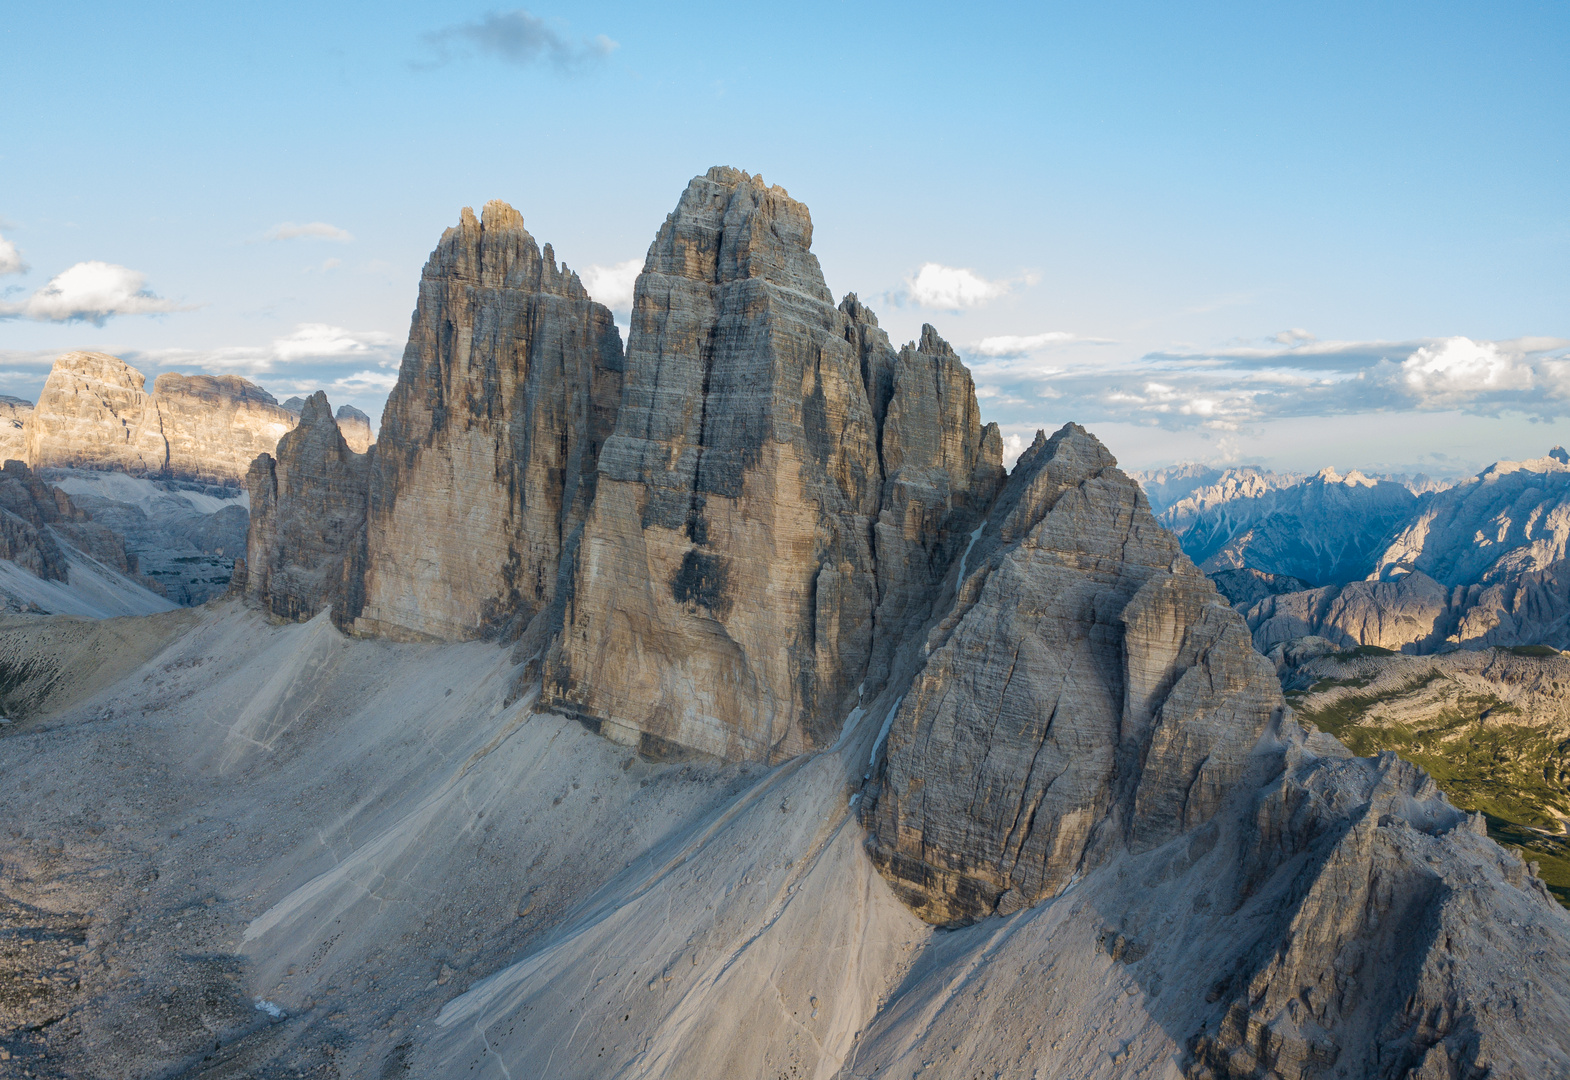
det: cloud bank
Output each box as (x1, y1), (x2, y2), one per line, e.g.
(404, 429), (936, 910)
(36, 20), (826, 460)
(418, 9), (618, 72)
(906, 263), (1010, 309)
(0, 262), (187, 325)
(959, 331), (1570, 435)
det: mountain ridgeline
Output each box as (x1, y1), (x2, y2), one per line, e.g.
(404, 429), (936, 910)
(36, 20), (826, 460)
(239, 168), (1570, 1075)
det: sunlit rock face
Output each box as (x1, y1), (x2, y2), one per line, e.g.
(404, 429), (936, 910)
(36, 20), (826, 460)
(542, 168), (1003, 762)
(865, 424), (1283, 924)
(22, 352), (297, 486)
(245, 392), (370, 623)
(352, 200), (625, 642)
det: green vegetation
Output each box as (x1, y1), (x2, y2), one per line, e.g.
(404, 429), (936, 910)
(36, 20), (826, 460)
(1296, 675), (1570, 909)
(1506, 644), (1561, 658)
(1334, 644), (1397, 659)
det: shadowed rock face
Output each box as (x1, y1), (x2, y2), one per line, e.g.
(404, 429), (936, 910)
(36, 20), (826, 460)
(542, 169), (1002, 762)
(245, 392), (370, 623)
(352, 200), (624, 642)
(333, 404), (372, 454)
(0, 460), (138, 582)
(865, 424), (1284, 924)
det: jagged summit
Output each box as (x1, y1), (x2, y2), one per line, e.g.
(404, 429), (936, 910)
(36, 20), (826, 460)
(218, 170), (1570, 1077)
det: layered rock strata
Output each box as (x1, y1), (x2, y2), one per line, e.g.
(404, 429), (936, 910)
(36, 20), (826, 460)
(353, 200), (625, 641)
(864, 424), (1283, 923)
(333, 404), (373, 454)
(21, 352), (301, 486)
(0, 396), (33, 462)
(245, 393), (370, 622)
(543, 169), (1002, 761)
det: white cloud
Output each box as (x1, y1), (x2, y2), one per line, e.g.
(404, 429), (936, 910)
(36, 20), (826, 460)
(1400, 337), (1533, 405)
(580, 259), (640, 312)
(0, 233), (26, 276)
(130, 323), (399, 376)
(265, 222), (354, 242)
(971, 331), (1113, 357)
(1271, 328), (1315, 345)
(1001, 432), (1028, 468)
(907, 263), (1009, 309)
(331, 370), (400, 393)
(270, 323), (396, 364)
(0, 261), (187, 325)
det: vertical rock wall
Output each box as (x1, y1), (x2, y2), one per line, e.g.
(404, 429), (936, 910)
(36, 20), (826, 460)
(543, 168), (888, 761)
(245, 392), (370, 623)
(353, 201), (624, 642)
(25, 352), (169, 476)
(153, 373), (299, 486)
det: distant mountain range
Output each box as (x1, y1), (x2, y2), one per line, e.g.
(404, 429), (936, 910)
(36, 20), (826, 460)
(1138, 449), (1570, 654)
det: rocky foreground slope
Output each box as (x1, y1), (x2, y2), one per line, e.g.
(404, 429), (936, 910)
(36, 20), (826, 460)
(1, 168), (1566, 1078)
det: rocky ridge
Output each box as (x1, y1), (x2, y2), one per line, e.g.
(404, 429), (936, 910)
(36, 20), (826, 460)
(21, 351), (370, 485)
(1152, 450), (1570, 656)
(217, 168), (1570, 1076)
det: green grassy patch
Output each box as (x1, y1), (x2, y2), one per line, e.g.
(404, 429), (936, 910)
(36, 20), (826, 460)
(1505, 644), (1561, 658)
(1334, 644), (1397, 659)
(1297, 677), (1570, 910)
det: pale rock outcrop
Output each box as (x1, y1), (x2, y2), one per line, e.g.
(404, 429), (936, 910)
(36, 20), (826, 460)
(25, 352), (169, 475)
(283, 396), (373, 453)
(354, 200), (624, 641)
(865, 424), (1283, 923)
(334, 404), (372, 454)
(22, 351), (298, 486)
(861, 314), (1006, 693)
(245, 392), (369, 622)
(152, 372), (298, 485)
(0, 396), (32, 462)
(544, 168), (887, 761)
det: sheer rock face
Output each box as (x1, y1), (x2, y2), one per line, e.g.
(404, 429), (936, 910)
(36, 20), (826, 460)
(22, 352), (297, 485)
(0, 460), (138, 582)
(245, 393), (370, 623)
(0, 397), (33, 463)
(861, 314), (1005, 692)
(152, 373), (298, 485)
(543, 169), (893, 761)
(353, 200), (624, 642)
(866, 424), (1283, 924)
(25, 352), (169, 476)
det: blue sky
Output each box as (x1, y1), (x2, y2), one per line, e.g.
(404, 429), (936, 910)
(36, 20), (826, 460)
(2, 1), (1566, 473)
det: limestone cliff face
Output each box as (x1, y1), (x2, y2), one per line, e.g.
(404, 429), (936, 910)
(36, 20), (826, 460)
(862, 315), (1005, 689)
(22, 352), (298, 486)
(152, 373), (298, 485)
(865, 424), (1283, 924)
(0, 397), (33, 463)
(0, 460), (143, 583)
(245, 392), (370, 623)
(25, 352), (169, 476)
(334, 405), (373, 454)
(544, 168), (889, 761)
(353, 200), (624, 642)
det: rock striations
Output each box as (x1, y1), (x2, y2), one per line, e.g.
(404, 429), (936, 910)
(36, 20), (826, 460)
(543, 169), (1000, 760)
(245, 392), (370, 622)
(19, 351), (372, 486)
(229, 170), (1570, 1077)
(352, 199), (624, 642)
(864, 425), (1282, 923)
